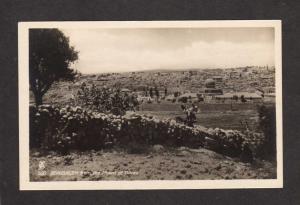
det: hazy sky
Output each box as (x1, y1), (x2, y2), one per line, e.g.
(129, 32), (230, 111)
(63, 28), (275, 74)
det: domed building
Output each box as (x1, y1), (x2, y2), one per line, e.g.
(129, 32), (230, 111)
(205, 78), (216, 88)
(199, 78), (223, 97)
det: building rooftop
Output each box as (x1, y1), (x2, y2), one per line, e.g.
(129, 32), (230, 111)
(205, 78), (216, 88)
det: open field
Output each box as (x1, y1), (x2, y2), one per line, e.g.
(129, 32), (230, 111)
(138, 102), (263, 131)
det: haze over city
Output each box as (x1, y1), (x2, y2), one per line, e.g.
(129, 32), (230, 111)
(63, 27), (275, 74)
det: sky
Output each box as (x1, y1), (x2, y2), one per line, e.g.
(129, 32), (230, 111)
(63, 27), (275, 74)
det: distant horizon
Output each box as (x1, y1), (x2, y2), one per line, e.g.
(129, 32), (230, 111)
(76, 65), (274, 75)
(63, 27), (275, 74)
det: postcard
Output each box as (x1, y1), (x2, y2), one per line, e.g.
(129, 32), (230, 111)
(18, 20), (282, 190)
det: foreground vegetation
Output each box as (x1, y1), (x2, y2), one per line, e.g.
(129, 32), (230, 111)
(30, 103), (271, 161)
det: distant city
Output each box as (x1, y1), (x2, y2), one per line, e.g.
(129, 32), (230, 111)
(73, 66), (275, 104)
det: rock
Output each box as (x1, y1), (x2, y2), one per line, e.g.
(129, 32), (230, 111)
(70, 177), (77, 181)
(199, 167), (209, 173)
(82, 171), (91, 178)
(185, 164), (192, 168)
(104, 141), (114, 149)
(176, 150), (190, 157)
(146, 155), (153, 159)
(64, 156), (73, 165)
(54, 158), (61, 165)
(152, 145), (164, 153)
(178, 146), (188, 151)
(191, 161), (202, 165)
(214, 164), (222, 170)
(32, 152), (41, 157)
(180, 170), (187, 175)
(94, 175), (103, 180)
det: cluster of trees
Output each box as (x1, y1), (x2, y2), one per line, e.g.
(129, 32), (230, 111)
(77, 83), (139, 115)
(232, 95), (247, 103)
(143, 87), (168, 98)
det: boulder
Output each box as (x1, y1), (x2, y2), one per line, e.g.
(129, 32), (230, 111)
(152, 144), (165, 153)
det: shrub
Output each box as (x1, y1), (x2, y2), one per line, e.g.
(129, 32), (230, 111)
(257, 105), (276, 160)
(29, 104), (267, 159)
(76, 83), (138, 115)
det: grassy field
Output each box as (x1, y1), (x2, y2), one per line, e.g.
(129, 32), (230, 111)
(138, 102), (262, 131)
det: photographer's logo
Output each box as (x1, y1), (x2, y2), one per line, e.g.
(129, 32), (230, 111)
(37, 161), (47, 176)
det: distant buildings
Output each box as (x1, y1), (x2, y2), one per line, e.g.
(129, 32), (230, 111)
(85, 66), (275, 104)
(216, 92), (262, 103)
(212, 76), (223, 83)
(198, 79), (223, 97)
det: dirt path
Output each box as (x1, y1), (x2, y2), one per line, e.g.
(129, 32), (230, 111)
(30, 147), (276, 181)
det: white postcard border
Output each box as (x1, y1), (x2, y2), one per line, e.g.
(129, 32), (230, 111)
(18, 20), (282, 190)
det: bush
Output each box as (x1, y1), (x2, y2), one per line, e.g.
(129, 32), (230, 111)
(76, 83), (138, 115)
(257, 105), (276, 160)
(29, 104), (267, 158)
(179, 97), (187, 103)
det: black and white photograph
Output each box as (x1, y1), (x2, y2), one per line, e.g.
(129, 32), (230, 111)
(18, 21), (282, 190)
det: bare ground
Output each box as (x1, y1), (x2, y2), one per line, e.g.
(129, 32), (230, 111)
(30, 146), (276, 181)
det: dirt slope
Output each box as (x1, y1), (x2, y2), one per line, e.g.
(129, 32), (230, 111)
(30, 146), (276, 181)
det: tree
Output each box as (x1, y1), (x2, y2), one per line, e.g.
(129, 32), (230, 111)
(155, 86), (159, 98)
(164, 87), (168, 96)
(241, 95), (247, 103)
(232, 95), (238, 101)
(76, 83), (139, 115)
(149, 87), (153, 98)
(30, 29), (78, 106)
